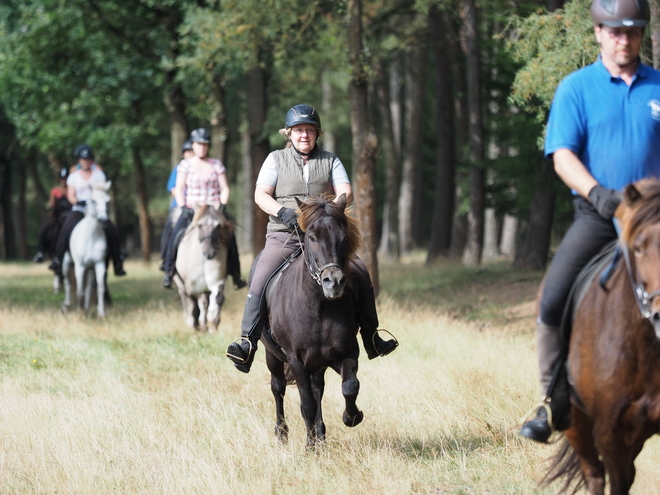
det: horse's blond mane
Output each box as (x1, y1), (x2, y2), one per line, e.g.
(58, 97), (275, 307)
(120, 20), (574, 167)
(297, 194), (361, 259)
(618, 178), (660, 245)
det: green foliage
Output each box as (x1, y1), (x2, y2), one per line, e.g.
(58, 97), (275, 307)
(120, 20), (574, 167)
(508, 0), (598, 123)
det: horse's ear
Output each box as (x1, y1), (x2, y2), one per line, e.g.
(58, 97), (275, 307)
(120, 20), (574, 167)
(335, 193), (347, 210)
(624, 184), (642, 205)
(295, 197), (304, 208)
(105, 180), (112, 191)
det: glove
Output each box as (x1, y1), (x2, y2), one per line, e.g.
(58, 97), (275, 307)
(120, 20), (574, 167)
(181, 206), (194, 220)
(277, 207), (299, 230)
(76, 200), (87, 208)
(588, 185), (622, 220)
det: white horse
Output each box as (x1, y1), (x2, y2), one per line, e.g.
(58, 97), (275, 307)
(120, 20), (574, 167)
(174, 205), (231, 333)
(61, 181), (111, 317)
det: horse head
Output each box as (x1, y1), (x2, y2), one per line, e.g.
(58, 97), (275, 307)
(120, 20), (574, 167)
(617, 179), (660, 338)
(89, 181), (111, 225)
(296, 193), (361, 300)
(193, 205), (232, 260)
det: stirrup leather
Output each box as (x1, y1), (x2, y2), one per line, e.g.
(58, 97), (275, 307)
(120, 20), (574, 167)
(371, 329), (399, 356)
(226, 337), (254, 364)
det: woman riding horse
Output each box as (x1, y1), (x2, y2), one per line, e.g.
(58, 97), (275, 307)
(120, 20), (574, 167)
(162, 128), (246, 290)
(33, 166), (72, 263)
(226, 104), (398, 373)
(48, 144), (126, 277)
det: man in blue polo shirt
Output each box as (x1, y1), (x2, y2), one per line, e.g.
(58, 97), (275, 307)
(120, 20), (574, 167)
(520, 0), (660, 443)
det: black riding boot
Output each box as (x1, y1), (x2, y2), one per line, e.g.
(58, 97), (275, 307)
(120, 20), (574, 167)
(356, 278), (398, 359)
(227, 234), (247, 289)
(520, 321), (571, 443)
(162, 210), (192, 289)
(226, 295), (263, 373)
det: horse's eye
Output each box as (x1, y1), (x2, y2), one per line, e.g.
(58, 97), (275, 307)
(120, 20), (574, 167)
(634, 245), (643, 256)
(308, 234), (317, 244)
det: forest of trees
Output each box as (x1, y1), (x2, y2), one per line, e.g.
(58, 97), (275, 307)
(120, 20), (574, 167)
(2, 0), (660, 288)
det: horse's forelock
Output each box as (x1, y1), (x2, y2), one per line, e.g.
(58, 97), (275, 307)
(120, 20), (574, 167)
(297, 195), (361, 259)
(620, 179), (660, 245)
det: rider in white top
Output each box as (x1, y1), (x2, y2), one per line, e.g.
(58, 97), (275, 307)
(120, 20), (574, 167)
(49, 144), (126, 277)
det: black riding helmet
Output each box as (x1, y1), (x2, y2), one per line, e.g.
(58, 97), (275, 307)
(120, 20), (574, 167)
(190, 128), (211, 144)
(74, 144), (94, 159)
(59, 167), (69, 179)
(285, 104), (321, 129)
(591, 0), (649, 27)
(181, 139), (193, 153)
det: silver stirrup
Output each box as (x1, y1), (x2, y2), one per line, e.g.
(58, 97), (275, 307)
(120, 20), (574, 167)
(371, 329), (399, 356)
(226, 337), (254, 364)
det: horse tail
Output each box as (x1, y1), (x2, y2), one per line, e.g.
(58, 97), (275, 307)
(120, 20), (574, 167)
(541, 438), (585, 495)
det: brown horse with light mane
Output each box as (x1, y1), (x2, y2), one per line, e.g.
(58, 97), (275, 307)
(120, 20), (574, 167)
(545, 178), (660, 494)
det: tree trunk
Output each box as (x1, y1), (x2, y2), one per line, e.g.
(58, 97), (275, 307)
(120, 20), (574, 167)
(133, 147), (151, 263)
(0, 155), (15, 259)
(515, 154), (556, 270)
(164, 70), (188, 169)
(482, 207), (499, 261)
(348, 0), (379, 293)
(376, 61), (401, 260)
(651, 0), (660, 69)
(398, 44), (425, 254)
(461, 0), (485, 267)
(321, 73), (337, 153)
(427, 5), (456, 263)
(209, 73), (228, 165)
(16, 157), (28, 259)
(500, 214), (518, 259)
(247, 63), (270, 255)
(240, 130), (254, 257)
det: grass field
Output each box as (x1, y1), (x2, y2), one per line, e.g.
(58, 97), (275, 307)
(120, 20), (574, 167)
(1, 257), (659, 494)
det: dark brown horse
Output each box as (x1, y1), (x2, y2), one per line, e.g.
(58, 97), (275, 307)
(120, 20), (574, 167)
(262, 194), (364, 448)
(546, 179), (660, 494)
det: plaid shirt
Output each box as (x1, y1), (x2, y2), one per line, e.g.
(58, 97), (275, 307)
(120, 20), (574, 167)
(179, 158), (226, 208)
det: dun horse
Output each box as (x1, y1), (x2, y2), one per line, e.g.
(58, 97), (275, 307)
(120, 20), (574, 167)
(262, 194), (364, 448)
(61, 181), (111, 317)
(545, 178), (660, 494)
(173, 205), (231, 333)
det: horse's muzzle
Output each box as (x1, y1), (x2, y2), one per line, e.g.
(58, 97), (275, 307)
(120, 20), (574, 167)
(321, 266), (346, 300)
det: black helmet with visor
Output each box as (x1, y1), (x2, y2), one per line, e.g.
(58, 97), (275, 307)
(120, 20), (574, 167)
(590, 0), (650, 27)
(285, 104), (321, 129)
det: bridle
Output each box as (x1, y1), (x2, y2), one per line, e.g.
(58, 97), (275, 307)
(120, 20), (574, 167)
(293, 224), (342, 287)
(616, 219), (660, 319)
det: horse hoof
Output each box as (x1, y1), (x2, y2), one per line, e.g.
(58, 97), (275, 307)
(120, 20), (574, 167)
(275, 425), (289, 443)
(343, 410), (364, 427)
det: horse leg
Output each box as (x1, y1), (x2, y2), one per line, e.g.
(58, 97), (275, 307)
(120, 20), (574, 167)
(289, 360), (319, 448)
(310, 370), (326, 442)
(564, 408), (605, 495)
(61, 260), (72, 314)
(95, 262), (106, 317)
(266, 351), (288, 443)
(197, 293), (209, 332)
(596, 428), (640, 495)
(83, 268), (94, 316)
(207, 283), (225, 333)
(336, 358), (363, 427)
(74, 264), (87, 313)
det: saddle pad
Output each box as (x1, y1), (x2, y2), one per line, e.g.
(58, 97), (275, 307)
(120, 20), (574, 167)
(560, 240), (619, 344)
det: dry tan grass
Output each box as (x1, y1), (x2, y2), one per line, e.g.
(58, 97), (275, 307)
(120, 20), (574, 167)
(0, 259), (658, 494)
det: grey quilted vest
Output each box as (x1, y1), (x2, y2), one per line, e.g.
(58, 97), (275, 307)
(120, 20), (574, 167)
(268, 146), (336, 232)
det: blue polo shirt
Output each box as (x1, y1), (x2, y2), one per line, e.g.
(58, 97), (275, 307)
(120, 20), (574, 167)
(166, 165), (179, 209)
(545, 57), (660, 192)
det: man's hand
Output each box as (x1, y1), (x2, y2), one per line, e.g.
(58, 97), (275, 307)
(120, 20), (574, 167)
(588, 185), (622, 220)
(277, 207), (298, 229)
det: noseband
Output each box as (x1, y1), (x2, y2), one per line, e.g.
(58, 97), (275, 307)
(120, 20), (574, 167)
(295, 226), (342, 286)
